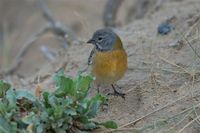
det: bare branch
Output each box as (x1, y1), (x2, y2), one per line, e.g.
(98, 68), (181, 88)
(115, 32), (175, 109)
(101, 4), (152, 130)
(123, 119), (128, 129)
(37, 0), (55, 26)
(3, 26), (48, 75)
(40, 45), (56, 62)
(103, 0), (124, 27)
(2, 0), (79, 75)
(37, 0), (77, 42)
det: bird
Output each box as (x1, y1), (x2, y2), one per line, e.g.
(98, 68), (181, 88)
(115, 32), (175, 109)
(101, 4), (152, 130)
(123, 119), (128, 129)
(87, 28), (127, 99)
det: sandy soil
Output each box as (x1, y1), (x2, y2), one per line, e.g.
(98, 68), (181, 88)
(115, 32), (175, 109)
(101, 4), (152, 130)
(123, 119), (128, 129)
(1, 0), (200, 132)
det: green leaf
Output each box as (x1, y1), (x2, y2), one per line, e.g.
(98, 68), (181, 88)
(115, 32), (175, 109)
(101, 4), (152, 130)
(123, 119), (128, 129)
(86, 100), (101, 118)
(10, 122), (17, 133)
(0, 102), (7, 115)
(0, 80), (11, 98)
(6, 89), (17, 108)
(16, 90), (36, 102)
(42, 92), (49, 102)
(78, 116), (88, 123)
(91, 93), (106, 102)
(64, 108), (77, 116)
(74, 74), (93, 100)
(100, 121), (118, 129)
(55, 128), (67, 133)
(76, 99), (89, 114)
(79, 99), (89, 109)
(86, 94), (106, 118)
(83, 122), (97, 130)
(0, 117), (12, 133)
(53, 74), (74, 97)
(53, 107), (63, 119)
(36, 124), (43, 133)
(62, 98), (73, 106)
(40, 111), (48, 121)
(61, 116), (72, 125)
(48, 95), (58, 107)
(42, 92), (50, 107)
(22, 112), (39, 125)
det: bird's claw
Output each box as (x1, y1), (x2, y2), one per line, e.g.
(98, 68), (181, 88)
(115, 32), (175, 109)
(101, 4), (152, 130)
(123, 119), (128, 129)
(107, 91), (126, 99)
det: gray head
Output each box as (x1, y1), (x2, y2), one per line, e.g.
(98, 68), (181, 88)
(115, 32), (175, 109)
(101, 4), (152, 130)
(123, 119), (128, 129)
(87, 28), (117, 52)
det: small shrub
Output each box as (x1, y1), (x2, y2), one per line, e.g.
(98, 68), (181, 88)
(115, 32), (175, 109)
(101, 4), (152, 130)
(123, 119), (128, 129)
(0, 71), (117, 133)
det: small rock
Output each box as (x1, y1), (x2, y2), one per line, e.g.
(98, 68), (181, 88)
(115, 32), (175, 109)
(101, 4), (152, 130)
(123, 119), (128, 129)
(157, 23), (174, 35)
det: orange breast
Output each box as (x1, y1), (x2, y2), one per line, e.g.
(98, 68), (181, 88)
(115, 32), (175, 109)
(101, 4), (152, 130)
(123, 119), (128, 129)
(92, 49), (127, 84)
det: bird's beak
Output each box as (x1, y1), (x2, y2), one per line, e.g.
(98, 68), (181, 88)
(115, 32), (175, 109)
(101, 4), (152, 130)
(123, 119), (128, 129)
(87, 39), (95, 44)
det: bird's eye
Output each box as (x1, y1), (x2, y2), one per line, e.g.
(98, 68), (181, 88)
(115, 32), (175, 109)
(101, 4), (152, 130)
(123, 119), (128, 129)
(98, 37), (103, 41)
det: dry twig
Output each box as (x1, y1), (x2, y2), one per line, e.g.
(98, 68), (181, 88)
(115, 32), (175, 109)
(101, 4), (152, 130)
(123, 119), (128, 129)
(37, 0), (77, 43)
(40, 45), (56, 62)
(177, 115), (200, 133)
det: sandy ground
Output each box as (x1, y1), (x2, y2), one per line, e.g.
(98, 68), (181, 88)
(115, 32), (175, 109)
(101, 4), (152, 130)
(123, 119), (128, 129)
(1, 0), (200, 132)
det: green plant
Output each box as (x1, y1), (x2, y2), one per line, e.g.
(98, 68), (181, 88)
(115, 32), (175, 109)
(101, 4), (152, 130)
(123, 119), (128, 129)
(0, 72), (117, 133)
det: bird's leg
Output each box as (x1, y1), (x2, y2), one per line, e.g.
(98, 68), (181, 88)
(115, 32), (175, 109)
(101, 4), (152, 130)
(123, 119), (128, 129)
(108, 84), (126, 99)
(97, 84), (100, 93)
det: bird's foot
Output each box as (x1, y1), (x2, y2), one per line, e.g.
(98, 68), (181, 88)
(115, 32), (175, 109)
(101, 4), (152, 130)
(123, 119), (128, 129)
(107, 90), (126, 99)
